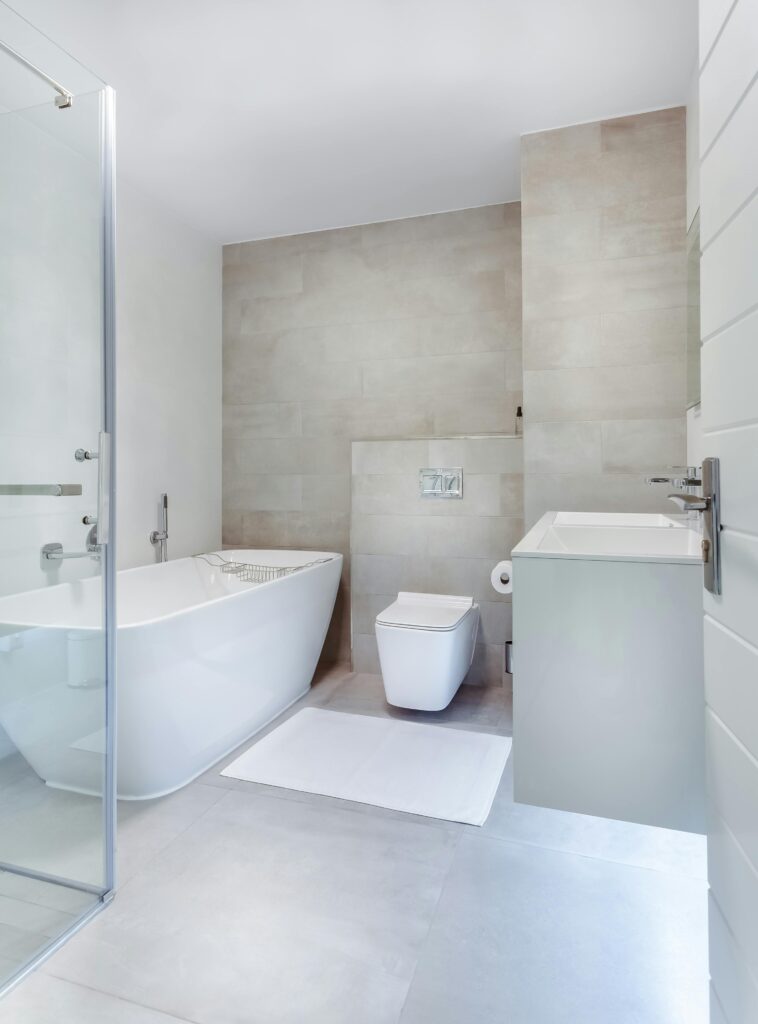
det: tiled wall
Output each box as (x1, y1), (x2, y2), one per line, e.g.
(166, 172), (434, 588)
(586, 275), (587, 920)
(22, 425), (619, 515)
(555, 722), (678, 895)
(521, 108), (688, 527)
(222, 203), (522, 662)
(350, 437), (523, 686)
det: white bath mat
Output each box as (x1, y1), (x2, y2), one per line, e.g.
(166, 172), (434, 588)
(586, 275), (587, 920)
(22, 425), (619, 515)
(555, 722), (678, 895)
(221, 708), (511, 826)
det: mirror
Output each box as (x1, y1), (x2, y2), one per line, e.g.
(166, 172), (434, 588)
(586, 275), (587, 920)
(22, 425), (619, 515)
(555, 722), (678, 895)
(686, 210), (701, 409)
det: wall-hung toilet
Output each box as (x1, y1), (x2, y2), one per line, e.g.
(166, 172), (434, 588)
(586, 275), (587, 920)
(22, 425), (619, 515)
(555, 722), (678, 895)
(375, 592), (479, 711)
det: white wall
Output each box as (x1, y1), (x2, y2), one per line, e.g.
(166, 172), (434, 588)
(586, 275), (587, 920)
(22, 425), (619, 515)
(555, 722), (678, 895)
(116, 183), (222, 568)
(698, 1), (758, 1021)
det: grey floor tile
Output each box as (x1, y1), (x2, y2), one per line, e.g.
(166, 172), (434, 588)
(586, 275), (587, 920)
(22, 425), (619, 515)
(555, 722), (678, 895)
(0, 772), (105, 888)
(2, 973), (194, 1023)
(478, 760), (708, 879)
(116, 782), (227, 885)
(0, 894), (79, 939)
(44, 790), (459, 1023)
(399, 833), (708, 1024)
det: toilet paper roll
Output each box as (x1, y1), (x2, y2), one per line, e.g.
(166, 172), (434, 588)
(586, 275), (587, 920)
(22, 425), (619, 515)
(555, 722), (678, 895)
(490, 560), (513, 595)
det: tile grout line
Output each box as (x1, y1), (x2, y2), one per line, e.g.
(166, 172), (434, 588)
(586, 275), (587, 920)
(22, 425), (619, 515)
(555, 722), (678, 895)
(38, 974), (203, 1024)
(394, 824), (468, 1023)
(464, 827), (707, 883)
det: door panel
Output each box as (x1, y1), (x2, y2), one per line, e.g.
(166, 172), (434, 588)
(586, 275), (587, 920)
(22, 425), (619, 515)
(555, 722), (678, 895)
(699, 1), (758, 1020)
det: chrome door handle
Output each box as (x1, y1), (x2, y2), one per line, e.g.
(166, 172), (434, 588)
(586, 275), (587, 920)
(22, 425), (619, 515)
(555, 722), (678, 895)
(702, 457), (721, 596)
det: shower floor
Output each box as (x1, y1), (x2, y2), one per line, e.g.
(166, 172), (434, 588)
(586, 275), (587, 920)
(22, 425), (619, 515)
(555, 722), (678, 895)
(1, 666), (709, 1023)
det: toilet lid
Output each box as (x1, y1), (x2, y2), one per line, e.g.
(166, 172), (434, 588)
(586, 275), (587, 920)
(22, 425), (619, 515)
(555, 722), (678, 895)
(376, 592), (475, 631)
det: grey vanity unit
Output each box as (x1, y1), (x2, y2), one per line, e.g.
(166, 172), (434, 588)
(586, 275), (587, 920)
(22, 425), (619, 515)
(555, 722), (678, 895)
(511, 512), (705, 834)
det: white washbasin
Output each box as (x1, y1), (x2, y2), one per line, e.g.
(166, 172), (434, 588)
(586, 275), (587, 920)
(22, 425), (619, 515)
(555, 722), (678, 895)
(553, 511), (685, 529)
(513, 511), (702, 563)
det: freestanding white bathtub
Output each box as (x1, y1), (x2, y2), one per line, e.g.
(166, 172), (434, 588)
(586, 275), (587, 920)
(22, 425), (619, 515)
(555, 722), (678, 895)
(0, 550), (342, 799)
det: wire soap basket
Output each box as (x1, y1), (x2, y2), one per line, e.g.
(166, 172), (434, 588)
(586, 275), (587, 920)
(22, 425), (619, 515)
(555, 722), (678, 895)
(195, 552), (330, 585)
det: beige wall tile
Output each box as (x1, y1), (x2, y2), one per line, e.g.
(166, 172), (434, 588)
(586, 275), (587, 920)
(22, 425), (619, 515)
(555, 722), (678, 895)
(353, 633), (381, 675)
(352, 439), (429, 475)
(351, 553), (425, 596)
(224, 254), (303, 298)
(599, 139), (686, 208)
(223, 474), (302, 512)
(525, 472), (680, 527)
(524, 421), (603, 475)
(425, 515), (523, 560)
(434, 391), (521, 436)
(223, 204), (523, 673)
(427, 436), (523, 474)
(520, 209), (601, 267)
(223, 403), (301, 439)
(521, 108), (687, 525)
(601, 419), (687, 473)
(224, 438), (302, 475)
(601, 195), (687, 259)
(524, 308), (686, 372)
(524, 362), (685, 423)
(362, 352), (506, 398)
(421, 556), (513, 604)
(523, 250), (687, 322)
(465, 644), (504, 687)
(350, 514), (429, 557)
(600, 108), (685, 151)
(500, 474), (524, 516)
(301, 474), (351, 513)
(351, 593), (396, 636)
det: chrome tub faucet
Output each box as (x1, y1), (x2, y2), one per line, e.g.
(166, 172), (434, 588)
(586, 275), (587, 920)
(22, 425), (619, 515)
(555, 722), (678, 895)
(150, 492), (169, 562)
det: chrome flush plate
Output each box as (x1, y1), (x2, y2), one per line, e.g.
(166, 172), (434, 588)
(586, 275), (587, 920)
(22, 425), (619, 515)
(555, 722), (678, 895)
(419, 468), (463, 499)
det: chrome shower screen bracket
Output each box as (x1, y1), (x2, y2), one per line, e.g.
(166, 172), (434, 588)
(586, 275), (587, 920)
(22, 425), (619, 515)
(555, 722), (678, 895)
(0, 38), (73, 108)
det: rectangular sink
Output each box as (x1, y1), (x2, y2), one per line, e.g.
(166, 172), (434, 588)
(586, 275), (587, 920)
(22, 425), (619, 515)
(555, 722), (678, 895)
(513, 511), (702, 563)
(552, 511), (685, 529)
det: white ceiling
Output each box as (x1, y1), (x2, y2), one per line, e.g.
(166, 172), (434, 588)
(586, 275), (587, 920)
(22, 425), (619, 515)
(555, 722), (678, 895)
(8, 0), (697, 243)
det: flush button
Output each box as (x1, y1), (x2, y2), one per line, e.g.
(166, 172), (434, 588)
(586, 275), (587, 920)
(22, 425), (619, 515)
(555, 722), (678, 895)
(419, 468), (463, 499)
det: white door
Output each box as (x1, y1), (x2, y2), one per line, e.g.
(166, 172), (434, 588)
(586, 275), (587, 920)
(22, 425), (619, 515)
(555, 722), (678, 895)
(698, 1), (758, 1020)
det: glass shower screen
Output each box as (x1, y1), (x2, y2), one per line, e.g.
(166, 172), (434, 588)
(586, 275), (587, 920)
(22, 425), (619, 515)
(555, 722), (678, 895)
(0, 1), (116, 995)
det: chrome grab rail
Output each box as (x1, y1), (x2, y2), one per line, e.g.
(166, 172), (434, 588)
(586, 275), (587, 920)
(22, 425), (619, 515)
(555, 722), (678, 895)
(0, 484), (82, 496)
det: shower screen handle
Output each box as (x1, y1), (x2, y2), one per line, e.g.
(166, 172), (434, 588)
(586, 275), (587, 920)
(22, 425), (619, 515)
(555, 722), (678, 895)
(97, 432), (111, 547)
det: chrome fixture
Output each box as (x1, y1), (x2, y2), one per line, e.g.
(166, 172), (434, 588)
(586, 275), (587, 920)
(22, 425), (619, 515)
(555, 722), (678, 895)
(667, 457), (722, 595)
(75, 448), (99, 462)
(646, 466), (702, 495)
(150, 493), (169, 562)
(0, 483), (82, 496)
(42, 525), (102, 564)
(420, 468), (463, 499)
(0, 39), (73, 108)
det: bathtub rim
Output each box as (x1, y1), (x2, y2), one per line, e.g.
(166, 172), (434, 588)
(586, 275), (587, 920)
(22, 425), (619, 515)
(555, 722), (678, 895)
(0, 549), (342, 633)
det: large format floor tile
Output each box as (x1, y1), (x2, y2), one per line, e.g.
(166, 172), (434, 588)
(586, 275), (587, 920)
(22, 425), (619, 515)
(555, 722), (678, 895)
(2, 973), (194, 1023)
(0, 665), (709, 1023)
(399, 833), (708, 1024)
(44, 789), (459, 1023)
(479, 759), (707, 879)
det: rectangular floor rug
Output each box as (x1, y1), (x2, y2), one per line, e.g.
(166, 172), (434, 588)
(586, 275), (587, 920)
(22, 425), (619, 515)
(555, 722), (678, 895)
(222, 707), (511, 825)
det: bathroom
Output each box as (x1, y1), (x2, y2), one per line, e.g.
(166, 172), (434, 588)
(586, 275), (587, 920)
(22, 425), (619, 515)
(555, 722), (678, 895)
(0, 0), (756, 1020)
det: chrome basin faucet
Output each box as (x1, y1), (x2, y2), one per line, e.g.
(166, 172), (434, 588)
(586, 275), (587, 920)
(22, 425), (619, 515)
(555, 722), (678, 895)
(645, 466), (702, 495)
(646, 466), (704, 524)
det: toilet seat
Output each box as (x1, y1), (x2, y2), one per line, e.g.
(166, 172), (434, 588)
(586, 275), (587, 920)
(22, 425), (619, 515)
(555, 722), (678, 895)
(376, 592), (474, 632)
